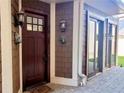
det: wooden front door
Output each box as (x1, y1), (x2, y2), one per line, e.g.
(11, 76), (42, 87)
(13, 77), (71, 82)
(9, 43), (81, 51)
(22, 11), (49, 89)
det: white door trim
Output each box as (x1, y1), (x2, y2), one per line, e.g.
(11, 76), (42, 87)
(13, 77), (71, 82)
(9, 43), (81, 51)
(50, 2), (56, 80)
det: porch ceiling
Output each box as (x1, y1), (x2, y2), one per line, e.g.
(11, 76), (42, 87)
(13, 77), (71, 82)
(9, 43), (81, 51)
(84, 0), (124, 16)
(40, 0), (124, 16)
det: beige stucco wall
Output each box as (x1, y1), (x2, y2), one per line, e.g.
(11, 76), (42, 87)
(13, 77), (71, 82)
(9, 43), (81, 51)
(1, 0), (13, 93)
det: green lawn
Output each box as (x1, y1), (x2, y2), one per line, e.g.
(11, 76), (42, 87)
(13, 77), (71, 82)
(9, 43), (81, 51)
(118, 56), (124, 67)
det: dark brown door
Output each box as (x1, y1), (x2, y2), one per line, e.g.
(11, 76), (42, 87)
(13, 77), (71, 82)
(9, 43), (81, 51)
(22, 11), (48, 89)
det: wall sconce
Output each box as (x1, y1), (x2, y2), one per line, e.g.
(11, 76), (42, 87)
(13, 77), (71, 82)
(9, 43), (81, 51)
(14, 11), (24, 27)
(60, 20), (67, 32)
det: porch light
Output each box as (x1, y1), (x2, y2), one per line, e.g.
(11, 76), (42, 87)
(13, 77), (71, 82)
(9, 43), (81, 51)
(14, 11), (24, 27)
(60, 20), (67, 32)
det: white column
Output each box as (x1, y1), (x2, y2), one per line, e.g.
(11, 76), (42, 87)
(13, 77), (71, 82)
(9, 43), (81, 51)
(73, 0), (80, 80)
(1, 0), (13, 92)
(50, 2), (56, 81)
(78, 0), (84, 77)
(73, 0), (84, 82)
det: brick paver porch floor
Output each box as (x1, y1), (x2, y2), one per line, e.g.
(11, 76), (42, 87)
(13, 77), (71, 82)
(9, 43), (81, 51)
(47, 67), (124, 93)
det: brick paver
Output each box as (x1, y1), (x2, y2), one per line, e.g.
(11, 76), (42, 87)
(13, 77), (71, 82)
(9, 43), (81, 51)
(48, 67), (124, 93)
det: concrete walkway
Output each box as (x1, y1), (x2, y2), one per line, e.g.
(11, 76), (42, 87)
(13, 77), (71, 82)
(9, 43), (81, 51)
(48, 67), (124, 93)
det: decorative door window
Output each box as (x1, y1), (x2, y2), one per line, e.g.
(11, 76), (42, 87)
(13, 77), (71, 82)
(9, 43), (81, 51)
(26, 16), (44, 32)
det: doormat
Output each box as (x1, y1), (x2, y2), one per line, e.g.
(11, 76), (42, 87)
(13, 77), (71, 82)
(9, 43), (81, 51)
(24, 86), (53, 93)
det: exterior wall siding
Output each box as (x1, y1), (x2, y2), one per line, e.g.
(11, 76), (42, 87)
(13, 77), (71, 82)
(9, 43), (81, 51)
(55, 2), (73, 78)
(11, 0), (20, 93)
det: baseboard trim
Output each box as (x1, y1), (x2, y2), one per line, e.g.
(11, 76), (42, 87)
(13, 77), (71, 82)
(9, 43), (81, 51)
(51, 77), (78, 86)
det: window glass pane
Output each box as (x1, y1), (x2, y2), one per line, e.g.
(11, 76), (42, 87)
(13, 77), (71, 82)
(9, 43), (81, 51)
(38, 19), (43, 25)
(27, 17), (32, 23)
(112, 25), (116, 36)
(33, 18), (37, 24)
(111, 25), (116, 65)
(88, 20), (95, 74)
(27, 24), (32, 31)
(33, 25), (37, 31)
(38, 26), (43, 32)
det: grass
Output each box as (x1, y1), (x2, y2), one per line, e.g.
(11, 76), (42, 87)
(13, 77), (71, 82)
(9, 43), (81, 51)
(118, 56), (124, 67)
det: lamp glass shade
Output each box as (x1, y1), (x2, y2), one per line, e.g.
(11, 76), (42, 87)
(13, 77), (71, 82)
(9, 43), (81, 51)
(18, 11), (24, 26)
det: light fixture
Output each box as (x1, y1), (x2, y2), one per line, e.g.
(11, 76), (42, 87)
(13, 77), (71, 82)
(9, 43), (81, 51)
(14, 10), (24, 27)
(60, 20), (67, 32)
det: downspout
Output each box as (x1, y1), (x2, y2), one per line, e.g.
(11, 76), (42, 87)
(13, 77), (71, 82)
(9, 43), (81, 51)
(19, 0), (23, 92)
(78, 0), (87, 86)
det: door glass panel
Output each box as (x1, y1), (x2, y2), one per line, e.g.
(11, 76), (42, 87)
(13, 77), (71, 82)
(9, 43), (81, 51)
(105, 25), (109, 67)
(108, 24), (116, 67)
(27, 24), (32, 31)
(38, 26), (43, 32)
(88, 20), (95, 75)
(33, 18), (37, 24)
(27, 17), (32, 23)
(33, 25), (37, 31)
(111, 25), (116, 65)
(107, 24), (112, 67)
(27, 17), (45, 32)
(95, 22), (99, 71)
(38, 19), (43, 25)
